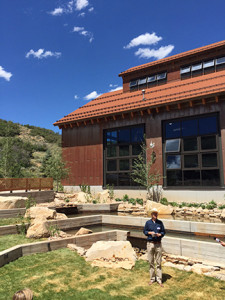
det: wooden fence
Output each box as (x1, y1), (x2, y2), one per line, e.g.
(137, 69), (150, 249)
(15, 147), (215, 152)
(0, 178), (53, 192)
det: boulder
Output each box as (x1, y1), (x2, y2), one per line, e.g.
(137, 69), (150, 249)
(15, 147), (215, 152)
(97, 190), (111, 203)
(145, 200), (173, 215)
(25, 207), (56, 220)
(191, 264), (217, 274)
(77, 192), (91, 203)
(55, 212), (68, 220)
(220, 209), (225, 219)
(54, 199), (66, 207)
(0, 196), (27, 209)
(86, 241), (137, 263)
(26, 220), (50, 239)
(75, 227), (93, 236)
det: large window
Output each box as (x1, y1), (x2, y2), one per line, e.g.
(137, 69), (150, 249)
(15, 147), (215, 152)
(104, 125), (144, 187)
(163, 114), (221, 187)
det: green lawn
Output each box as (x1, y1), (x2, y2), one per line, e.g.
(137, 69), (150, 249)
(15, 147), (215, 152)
(0, 217), (23, 227)
(0, 234), (45, 252)
(0, 248), (224, 300)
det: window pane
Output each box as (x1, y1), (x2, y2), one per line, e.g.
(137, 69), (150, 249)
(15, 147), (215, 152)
(157, 72), (167, 80)
(199, 116), (217, 135)
(132, 144), (142, 155)
(107, 160), (117, 171)
(130, 80), (138, 87)
(167, 170), (182, 186)
(184, 155), (198, 168)
(183, 137), (198, 151)
(202, 153), (217, 167)
(138, 78), (147, 85)
(191, 63), (202, 71)
(131, 127), (144, 143)
(119, 145), (129, 156)
(107, 131), (117, 144)
(180, 66), (191, 74)
(147, 75), (156, 82)
(182, 119), (198, 137)
(107, 145), (116, 157)
(165, 139), (180, 152)
(165, 121), (181, 138)
(202, 170), (220, 186)
(184, 171), (200, 186)
(118, 173), (130, 186)
(118, 128), (130, 143)
(216, 57), (225, 65)
(201, 136), (216, 150)
(166, 155), (181, 169)
(106, 174), (118, 186)
(119, 159), (130, 171)
(203, 60), (214, 68)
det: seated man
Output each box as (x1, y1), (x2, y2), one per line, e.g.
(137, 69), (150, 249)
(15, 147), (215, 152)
(143, 208), (165, 287)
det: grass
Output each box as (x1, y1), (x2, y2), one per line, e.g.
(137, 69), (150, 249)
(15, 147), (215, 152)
(0, 234), (46, 252)
(0, 217), (23, 227)
(0, 248), (225, 300)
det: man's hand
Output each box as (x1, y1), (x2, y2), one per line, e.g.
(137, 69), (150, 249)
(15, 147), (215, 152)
(220, 241), (225, 247)
(148, 231), (155, 235)
(156, 233), (162, 237)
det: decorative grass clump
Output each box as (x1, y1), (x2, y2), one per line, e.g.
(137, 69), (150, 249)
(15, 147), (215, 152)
(0, 248), (225, 299)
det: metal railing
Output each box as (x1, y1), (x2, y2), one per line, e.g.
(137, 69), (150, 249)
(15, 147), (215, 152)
(0, 178), (53, 192)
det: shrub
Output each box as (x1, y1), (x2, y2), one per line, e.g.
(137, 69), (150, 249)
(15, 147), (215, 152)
(160, 197), (168, 206)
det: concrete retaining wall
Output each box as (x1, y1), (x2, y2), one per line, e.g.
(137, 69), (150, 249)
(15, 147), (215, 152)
(0, 230), (127, 268)
(77, 203), (119, 212)
(0, 191), (54, 205)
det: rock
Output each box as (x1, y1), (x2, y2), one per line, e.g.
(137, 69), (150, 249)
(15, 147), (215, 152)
(77, 192), (91, 203)
(184, 266), (192, 272)
(85, 241), (137, 269)
(0, 196), (28, 209)
(54, 199), (66, 207)
(163, 261), (174, 267)
(75, 227), (93, 236)
(25, 207), (56, 220)
(55, 212), (68, 220)
(67, 244), (86, 256)
(191, 264), (216, 274)
(97, 190), (111, 203)
(26, 220), (50, 239)
(146, 200), (173, 215)
(220, 209), (225, 219)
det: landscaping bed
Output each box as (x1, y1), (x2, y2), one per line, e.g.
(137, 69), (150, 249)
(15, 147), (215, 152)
(0, 248), (224, 299)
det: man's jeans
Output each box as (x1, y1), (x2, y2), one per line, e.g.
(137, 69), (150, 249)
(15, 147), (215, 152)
(147, 241), (162, 283)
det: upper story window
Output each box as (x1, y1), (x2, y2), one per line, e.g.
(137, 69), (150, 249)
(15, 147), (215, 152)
(129, 72), (167, 91)
(180, 55), (225, 80)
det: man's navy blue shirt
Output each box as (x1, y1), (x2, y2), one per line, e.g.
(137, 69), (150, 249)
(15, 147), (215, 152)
(143, 219), (166, 242)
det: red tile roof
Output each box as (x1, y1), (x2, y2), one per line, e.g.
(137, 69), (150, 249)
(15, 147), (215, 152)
(119, 40), (225, 76)
(54, 70), (225, 127)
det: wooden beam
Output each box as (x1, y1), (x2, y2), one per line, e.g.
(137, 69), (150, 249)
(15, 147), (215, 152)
(76, 122), (80, 127)
(147, 108), (151, 115)
(189, 100), (193, 108)
(166, 105), (170, 112)
(215, 96), (219, 103)
(113, 115), (116, 121)
(91, 119), (94, 124)
(177, 103), (181, 110)
(97, 118), (100, 123)
(140, 110), (144, 116)
(155, 107), (159, 113)
(104, 116), (107, 122)
(70, 123), (73, 128)
(122, 113), (125, 119)
(84, 121), (87, 126)
(130, 112), (134, 118)
(64, 124), (67, 128)
(202, 98), (206, 105)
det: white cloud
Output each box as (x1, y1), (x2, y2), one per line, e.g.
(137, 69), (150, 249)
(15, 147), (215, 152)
(49, 7), (64, 16)
(26, 49), (61, 59)
(78, 12), (85, 17)
(135, 45), (174, 60)
(0, 66), (12, 81)
(124, 32), (162, 49)
(109, 84), (118, 88)
(84, 91), (102, 100)
(74, 95), (79, 99)
(88, 7), (94, 12)
(73, 26), (93, 43)
(75, 0), (89, 10)
(109, 86), (122, 92)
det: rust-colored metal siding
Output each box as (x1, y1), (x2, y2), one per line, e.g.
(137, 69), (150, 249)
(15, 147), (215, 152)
(62, 102), (225, 187)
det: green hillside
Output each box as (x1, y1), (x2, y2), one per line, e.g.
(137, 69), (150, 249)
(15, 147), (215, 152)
(0, 119), (61, 178)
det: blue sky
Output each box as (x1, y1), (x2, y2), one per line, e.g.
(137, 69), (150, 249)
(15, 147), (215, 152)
(1, 0), (225, 133)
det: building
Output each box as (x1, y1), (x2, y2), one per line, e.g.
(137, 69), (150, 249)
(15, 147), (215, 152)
(54, 40), (225, 202)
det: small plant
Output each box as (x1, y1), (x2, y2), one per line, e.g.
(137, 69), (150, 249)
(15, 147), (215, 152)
(65, 198), (70, 203)
(123, 194), (129, 202)
(79, 184), (91, 194)
(16, 215), (30, 235)
(106, 184), (114, 201)
(48, 225), (60, 237)
(92, 200), (97, 204)
(136, 198), (143, 206)
(219, 205), (225, 209)
(25, 196), (36, 210)
(160, 197), (168, 206)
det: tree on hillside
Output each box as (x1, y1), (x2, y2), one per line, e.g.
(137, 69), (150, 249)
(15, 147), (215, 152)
(41, 148), (70, 191)
(131, 140), (163, 203)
